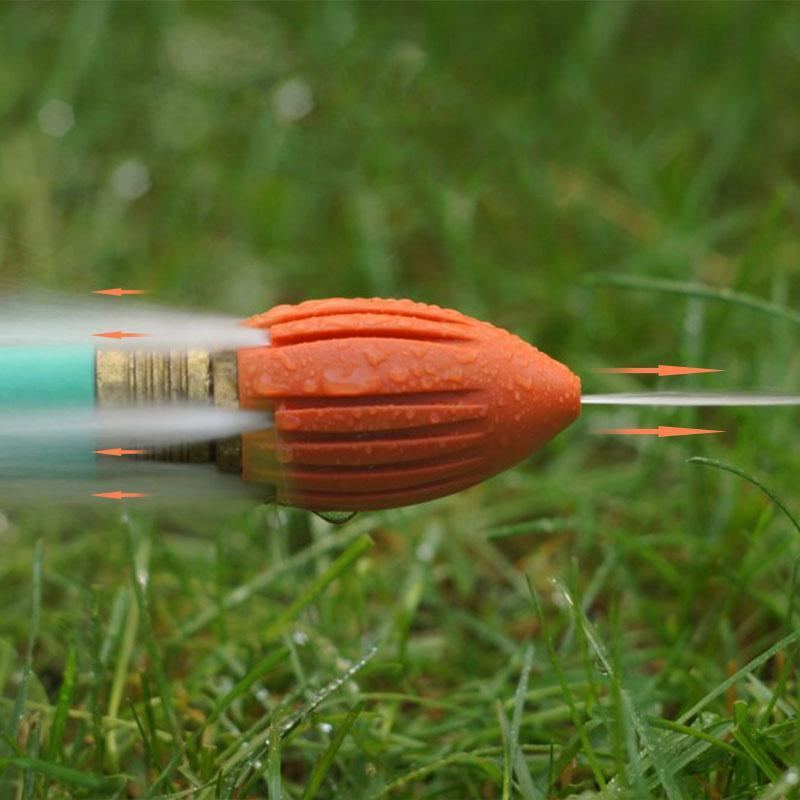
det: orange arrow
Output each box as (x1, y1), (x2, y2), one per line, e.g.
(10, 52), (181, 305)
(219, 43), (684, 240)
(92, 331), (149, 339)
(95, 449), (149, 457)
(597, 426), (724, 438)
(92, 491), (149, 500)
(93, 288), (149, 296)
(593, 365), (722, 376)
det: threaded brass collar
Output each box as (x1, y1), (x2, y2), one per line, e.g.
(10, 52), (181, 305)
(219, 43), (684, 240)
(95, 348), (242, 470)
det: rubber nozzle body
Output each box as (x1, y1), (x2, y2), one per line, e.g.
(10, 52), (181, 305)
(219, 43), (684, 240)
(237, 298), (580, 511)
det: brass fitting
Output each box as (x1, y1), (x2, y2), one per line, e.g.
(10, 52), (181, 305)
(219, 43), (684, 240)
(95, 348), (242, 471)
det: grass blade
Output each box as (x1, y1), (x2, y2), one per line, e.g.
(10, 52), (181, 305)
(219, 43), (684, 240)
(0, 756), (122, 793)
(105, 588), (138, 771)
(526, 577), (607, 792)
(678, 630), (800, 725)
(7, 539), (42, 746)
(301, 700), (365, 800)
(266, 717), (283, 800)
(732, 701), (780, 782)
(588, 273), (800, 327)
(171, 524), (368, 644)
(126, 527), (182, 746)
(497, 700), (512, 800)
(368, 746), (558, 798)
(648, 716), (743, 760)
(1, 538), (43, 791)
(144, 647), (290, 797)
(263, 534), (374, 643)
(559, 580), (683, 800)
(129, 700), (155, 781)
(687, 457), (800, 536)
(509, 645), (542, 800)
(230, 644), (379, 794)
(0, 639), (13, 702)
(46, 639), (76, 762)
(210, 647), (291, 727)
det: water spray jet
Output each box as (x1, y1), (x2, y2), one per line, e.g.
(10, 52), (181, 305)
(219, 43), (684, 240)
(1, 296), (796, 512)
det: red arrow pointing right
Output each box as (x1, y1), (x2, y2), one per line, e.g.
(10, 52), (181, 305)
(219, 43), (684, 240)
(93, 288), (148, 296)
(593, 365), (722, 376)
(597, 426), (724, 438)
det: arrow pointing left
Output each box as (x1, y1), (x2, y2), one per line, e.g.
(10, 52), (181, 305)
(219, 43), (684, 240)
(92, 491), (149, 500)
(95, 449), (149, 457)
(92, 331), (149, 340)
(93, 288), (149, 296)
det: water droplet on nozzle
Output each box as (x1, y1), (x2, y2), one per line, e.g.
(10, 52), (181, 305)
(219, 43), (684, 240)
(312, 510), (358, 525)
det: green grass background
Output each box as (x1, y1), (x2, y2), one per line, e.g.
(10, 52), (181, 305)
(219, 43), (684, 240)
(2, 2), (800, 797)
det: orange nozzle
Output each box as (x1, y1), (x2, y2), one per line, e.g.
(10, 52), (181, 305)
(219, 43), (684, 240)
(237, 298), (580, 511)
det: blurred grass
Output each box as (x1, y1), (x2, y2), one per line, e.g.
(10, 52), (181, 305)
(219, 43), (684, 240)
(2, 1), (800, 797)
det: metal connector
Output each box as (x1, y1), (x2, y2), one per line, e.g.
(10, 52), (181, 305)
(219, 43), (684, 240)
(95, 348), (242, 470)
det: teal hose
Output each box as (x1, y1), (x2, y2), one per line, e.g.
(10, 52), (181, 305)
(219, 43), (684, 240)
(0, 346), (95, 408)
(0, 347), (96, 478)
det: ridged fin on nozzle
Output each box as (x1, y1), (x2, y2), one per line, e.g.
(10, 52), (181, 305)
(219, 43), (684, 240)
(237, 298), (580, 511)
